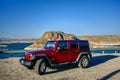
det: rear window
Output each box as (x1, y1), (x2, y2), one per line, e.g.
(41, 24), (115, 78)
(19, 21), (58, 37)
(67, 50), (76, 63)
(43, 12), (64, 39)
(79, 41), (89, 50)
(70, 41), (78, 49)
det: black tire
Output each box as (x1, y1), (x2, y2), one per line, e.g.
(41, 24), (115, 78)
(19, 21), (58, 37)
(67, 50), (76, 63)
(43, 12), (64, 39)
(35, 59), (47, 75)
(78, 56), (89, 68)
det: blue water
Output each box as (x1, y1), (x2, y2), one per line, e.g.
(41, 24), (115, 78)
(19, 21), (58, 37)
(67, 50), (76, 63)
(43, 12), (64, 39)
(0, 43), (33, 59)
(8, 43), (33, 50)
(0, 52), (24, 59)
(91, 49), (120, 54)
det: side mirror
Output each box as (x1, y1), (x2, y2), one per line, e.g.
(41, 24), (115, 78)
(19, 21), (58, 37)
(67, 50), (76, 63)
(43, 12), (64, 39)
(56, 47), (60, 52)
(57, 47), (60, 50)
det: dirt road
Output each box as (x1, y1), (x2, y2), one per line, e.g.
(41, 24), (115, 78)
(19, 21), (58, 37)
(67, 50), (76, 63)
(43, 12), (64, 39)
(0, 54), (120, 80)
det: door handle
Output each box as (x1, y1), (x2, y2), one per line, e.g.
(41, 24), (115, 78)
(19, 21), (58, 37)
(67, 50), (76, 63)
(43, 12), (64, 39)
(75, 50), (79, 52)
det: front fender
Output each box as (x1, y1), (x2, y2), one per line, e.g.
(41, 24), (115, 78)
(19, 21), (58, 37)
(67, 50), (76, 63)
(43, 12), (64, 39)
(35, 54), (52, 67)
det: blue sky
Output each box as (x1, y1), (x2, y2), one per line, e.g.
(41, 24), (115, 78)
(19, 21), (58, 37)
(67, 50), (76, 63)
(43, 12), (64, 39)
(0, 0), (120, 39)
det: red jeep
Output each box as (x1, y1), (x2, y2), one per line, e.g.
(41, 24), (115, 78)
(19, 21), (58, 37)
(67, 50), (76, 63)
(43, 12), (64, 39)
(20, 40), (92, 75)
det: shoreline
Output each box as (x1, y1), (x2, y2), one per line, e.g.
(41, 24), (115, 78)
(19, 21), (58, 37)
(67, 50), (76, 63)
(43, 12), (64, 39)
(0, 41), (33, 44)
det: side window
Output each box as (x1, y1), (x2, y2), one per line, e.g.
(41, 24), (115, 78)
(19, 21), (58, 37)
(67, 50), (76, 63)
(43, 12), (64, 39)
(79, 41), (89, 50)
(70, 41), (78, 49)
(58, 41), (68, 50)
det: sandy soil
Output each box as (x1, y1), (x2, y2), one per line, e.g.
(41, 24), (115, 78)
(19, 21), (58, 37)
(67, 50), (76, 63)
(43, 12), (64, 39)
(0, 54), (120, 80)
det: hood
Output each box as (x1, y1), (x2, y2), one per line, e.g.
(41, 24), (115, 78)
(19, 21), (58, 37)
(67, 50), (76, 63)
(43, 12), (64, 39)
(28, 48), (54, 54)
(24, 48), (54, 61)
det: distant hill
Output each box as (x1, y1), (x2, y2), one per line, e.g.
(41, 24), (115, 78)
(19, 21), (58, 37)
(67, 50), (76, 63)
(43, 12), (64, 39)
(78, 35), (120, 44)
(78, 35), (120, 48)
(0, 38), (38, 44)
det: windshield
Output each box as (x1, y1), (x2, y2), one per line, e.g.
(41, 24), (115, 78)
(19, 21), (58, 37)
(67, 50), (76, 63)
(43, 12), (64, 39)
(44, 41), (56, 49)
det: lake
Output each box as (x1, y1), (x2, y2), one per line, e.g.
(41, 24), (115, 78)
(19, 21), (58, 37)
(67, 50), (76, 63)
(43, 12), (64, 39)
(0, 43), (32, 59)
(0, 43), (120, 59)
(91, 49), (120, 54)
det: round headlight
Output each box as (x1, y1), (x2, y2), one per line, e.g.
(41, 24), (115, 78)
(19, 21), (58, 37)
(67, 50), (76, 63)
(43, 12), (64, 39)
(30, 54), (35, 60)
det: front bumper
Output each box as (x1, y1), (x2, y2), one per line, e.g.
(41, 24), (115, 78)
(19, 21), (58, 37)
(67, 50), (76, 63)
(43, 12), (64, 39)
(20, 58), (34, 67)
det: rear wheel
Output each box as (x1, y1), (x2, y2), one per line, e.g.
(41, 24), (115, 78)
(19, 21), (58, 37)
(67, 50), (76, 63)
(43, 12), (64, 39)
(35, 59), (47, 75)
(78, 56), (89, 68)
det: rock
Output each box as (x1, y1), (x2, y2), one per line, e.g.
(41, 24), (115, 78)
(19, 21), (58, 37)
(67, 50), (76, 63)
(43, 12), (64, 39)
(25, 31), (79, 50)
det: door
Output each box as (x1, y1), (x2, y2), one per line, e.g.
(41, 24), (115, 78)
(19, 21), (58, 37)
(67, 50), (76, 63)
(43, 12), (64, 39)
(70, 41), (80, 62)
(55, 41), (70, 63)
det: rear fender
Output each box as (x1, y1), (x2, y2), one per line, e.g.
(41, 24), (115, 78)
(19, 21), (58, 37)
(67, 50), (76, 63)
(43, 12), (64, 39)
(76, 52), (92, 62)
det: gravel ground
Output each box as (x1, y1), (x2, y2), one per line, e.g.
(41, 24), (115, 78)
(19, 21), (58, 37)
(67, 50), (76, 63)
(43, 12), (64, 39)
(0, 54), (120, 80)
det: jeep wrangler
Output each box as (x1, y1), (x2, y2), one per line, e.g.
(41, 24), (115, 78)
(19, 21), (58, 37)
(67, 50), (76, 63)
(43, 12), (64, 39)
(20, 40), (92, 75)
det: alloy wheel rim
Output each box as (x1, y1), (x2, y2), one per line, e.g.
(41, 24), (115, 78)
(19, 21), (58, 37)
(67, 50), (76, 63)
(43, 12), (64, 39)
(40, 63), (46, 72)
(82, 58), (88, 67)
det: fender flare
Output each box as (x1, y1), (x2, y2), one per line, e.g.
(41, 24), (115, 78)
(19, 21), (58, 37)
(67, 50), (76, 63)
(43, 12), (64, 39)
(35, 54), (52, 67)
(76, 52), (92, 62)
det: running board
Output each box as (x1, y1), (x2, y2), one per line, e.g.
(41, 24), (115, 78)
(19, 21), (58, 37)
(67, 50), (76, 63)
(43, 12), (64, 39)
(50, 61), (77, 67)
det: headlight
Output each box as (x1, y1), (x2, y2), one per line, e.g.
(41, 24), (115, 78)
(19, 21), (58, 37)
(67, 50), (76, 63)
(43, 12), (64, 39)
(30, 54), (35, 60)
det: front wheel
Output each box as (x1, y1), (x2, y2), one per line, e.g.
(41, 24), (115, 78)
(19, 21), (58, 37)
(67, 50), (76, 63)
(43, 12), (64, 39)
(35, 59), (47, 75)
(78, 56), (89, 68)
